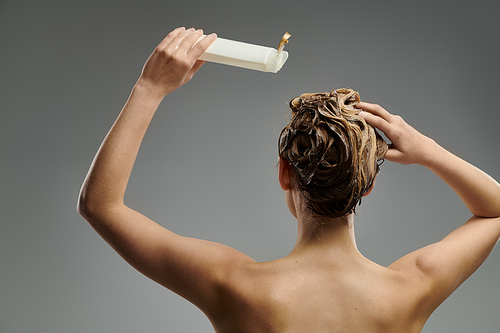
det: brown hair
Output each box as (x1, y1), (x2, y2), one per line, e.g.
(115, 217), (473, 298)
(278, 88), (388, 218)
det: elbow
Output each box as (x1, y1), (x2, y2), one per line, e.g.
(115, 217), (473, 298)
(77, 190), (124, 225)
(77, 190), (110, 222)
(77, 193), (89, 219)
(77, 181), (124, 223)
(77, 190), (96, 221)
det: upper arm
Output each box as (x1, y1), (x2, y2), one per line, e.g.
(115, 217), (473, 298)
(389, 216), (500, 309)
(80, 204), (254, 311)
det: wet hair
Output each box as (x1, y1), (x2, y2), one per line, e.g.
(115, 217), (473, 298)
(278, 88), (388, 218)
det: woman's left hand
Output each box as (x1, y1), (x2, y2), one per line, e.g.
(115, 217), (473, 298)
(137, 27), (217, 100)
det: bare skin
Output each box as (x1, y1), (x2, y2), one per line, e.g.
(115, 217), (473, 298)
(78, 27), (500, 332)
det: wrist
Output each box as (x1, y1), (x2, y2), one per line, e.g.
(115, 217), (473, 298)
(418, 138), (448, 168)
(119, 81), (164, 120)
(133, 78), (171, 104)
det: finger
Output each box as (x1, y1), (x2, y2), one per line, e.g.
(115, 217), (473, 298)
(176, 28), (205, 53)
(355, 102), (392, 122)
(163, 27), (196, 53)
(157, 27), (186, 50)
(183, 60), (206, 82)
(191, 59), (206, 74)
(188, 32), (217, 58)
(358, 109), (393, 135)
(384, 148), (403, 163)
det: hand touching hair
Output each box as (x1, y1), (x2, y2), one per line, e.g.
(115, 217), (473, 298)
(278, 88), (388, 218)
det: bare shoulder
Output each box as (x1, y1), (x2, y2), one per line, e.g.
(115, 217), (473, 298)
(209, 257), (428, 333)
(388, 215), (500, 313)
(206, 259), (285, 331)
(386, 243), (457, 317)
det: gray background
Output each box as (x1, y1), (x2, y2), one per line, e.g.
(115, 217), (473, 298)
(1, 0), (499, 332)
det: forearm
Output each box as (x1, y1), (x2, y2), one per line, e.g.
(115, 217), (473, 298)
(421, 140), (500, 218)
(78, 82), (163, 215)
(78, 28), (216, 220)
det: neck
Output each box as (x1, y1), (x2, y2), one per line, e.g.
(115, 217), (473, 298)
(289, 211), (361, 258)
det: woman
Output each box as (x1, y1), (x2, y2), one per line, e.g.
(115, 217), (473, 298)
(78, 27), (500, 332)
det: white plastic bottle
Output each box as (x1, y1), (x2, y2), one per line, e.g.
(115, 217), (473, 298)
(198, 33), (290, 73)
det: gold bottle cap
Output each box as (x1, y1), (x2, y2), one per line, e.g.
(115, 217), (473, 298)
(278, 32), (291, 54)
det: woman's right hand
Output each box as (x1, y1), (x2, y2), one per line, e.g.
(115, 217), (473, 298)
(355, 102), (436, 166)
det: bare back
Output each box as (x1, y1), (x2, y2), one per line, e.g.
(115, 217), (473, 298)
(208, 255), (431, 333)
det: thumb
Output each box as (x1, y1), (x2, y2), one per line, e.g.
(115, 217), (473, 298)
(384, 147), (405, 164)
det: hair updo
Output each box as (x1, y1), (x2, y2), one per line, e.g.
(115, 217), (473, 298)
(278, 88), (388, 218)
